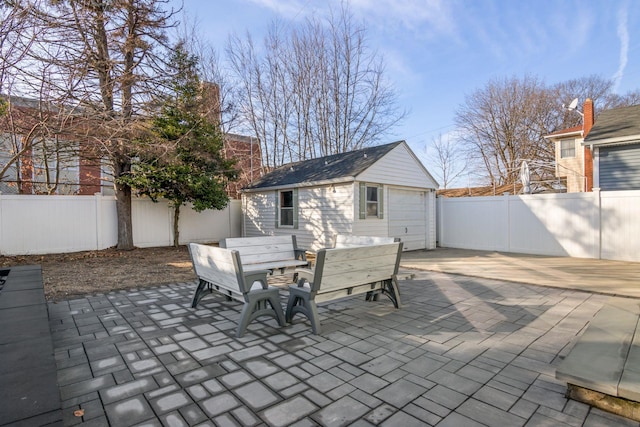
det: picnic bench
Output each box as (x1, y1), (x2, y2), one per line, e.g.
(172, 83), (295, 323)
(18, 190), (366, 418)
(556, 298), (640, 421)
(285, 241), (403, 334)
(220, 235), (309, 274)
(332, 234), (399, 248)
(188, 243), (286, 337)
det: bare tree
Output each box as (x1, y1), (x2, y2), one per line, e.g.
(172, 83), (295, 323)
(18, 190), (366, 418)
(455, 75), (557, 186)
(8, 0), (178, 249)
(425, 134), (467, 189)
(227, 5), (405, 169)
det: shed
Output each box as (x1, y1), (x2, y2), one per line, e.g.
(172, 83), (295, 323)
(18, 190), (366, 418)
(241, 140), (439, 251)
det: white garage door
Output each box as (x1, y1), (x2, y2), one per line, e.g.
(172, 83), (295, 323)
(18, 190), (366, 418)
(388, 188), (427, 251)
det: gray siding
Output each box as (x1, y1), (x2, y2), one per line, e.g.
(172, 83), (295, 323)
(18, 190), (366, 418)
(599, 145), (640, 190)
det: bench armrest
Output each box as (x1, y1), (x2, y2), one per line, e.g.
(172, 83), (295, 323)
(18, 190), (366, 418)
(294, 268), (314, 286)
(243, 270), (270, 290)
(294, 248), (308, 261)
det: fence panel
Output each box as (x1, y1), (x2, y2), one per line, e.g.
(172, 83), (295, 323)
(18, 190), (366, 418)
(600, 191), (640, 262)
(508, 193), (599, 258)
(438, 190), (640, 262)
(0, 195), (241, 255)
(438, 196), (508, 251)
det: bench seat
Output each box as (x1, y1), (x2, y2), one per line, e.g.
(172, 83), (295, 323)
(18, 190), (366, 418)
(221, 235), (308, 274)
(242, 259), (309, 273)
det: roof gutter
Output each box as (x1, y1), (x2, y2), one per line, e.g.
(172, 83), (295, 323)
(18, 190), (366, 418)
(582, 135), (640, 147)
(241, 176), (356, 193)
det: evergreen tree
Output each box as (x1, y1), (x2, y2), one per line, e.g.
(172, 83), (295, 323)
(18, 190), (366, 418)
(121, 43), (237, 246)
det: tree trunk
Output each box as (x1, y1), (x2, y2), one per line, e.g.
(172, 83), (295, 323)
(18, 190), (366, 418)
(114, 159), (134, 250)
(173, 205), (180, 248)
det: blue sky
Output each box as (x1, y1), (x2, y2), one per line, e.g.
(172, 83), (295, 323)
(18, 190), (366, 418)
(175, 0), (638, 186)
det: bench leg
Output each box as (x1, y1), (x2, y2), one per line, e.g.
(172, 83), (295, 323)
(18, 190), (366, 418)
(236, 288), (286, 338)
(382, 277), (401, 308)
(286, 287), (321, 335)
(191, 279), (212, 308)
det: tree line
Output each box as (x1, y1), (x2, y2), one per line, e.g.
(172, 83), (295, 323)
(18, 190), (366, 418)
(430, 75), (640, 189)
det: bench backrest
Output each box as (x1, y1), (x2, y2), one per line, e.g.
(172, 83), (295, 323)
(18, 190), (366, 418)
(311, 242), (403, 293)
(221, 235), (298, 265)
(188, 243), (245, 297)
(332, 234), (399, 248)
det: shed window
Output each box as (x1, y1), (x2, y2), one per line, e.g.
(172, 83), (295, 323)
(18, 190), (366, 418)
(359, 183), (383, 219)
(560, 139), (575, 158)
(276, 189), (298, 228)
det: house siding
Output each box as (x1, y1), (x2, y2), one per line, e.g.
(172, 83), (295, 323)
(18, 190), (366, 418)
(242, 183), (354, 250)
(597, 144), (640, 190)
(356, 144), (438, 188)
(555, 137), (586, 192)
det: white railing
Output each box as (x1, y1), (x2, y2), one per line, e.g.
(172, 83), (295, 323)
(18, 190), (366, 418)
(437, 189), (640, 262)
(0, 194), (241, 255)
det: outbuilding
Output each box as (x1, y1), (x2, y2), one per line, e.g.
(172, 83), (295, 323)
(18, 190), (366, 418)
(241, 140), (439, 251)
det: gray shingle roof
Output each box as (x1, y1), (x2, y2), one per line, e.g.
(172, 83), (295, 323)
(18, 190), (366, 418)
(585, 104), (640, 145)
(244, 141), (404, 190)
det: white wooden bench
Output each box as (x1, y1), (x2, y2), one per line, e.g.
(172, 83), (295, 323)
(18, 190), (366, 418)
(332, 234), (399, 248)
(188, 243), (286, 337)
(285, 242), (403, 334)
(220, 235), (309, 274)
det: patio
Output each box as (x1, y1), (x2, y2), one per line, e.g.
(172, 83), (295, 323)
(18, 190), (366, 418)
(46, 267), (637, 426)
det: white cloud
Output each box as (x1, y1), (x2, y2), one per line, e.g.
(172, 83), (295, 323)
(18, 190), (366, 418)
(612, 4), (629, 91)
(349, 0), (456, 38)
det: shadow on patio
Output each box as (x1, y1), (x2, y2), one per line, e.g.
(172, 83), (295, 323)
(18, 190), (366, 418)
(45, 270), (635, 426)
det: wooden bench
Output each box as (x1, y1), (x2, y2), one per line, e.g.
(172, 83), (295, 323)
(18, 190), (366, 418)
(332, 234), (399, 248)
(556, 298), (640, 421)
(285, 242), (403, 334)
(220, 235), (309, 274)
(188, 243), (286, 337)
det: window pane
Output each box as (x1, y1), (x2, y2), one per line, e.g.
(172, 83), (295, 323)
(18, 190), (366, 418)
(281, 208), (293, 226)
(366, 186), (377, 202)
(367, 202), (378, 217)
(561, 139), (575, 158)
(280, 190), (293, 207)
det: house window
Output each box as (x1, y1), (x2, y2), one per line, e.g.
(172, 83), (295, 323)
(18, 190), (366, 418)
(359, 182), (383, 219)
(561, 139), (575, 158)
(366, 186), (379, 217)
(277, 189), (297, 228)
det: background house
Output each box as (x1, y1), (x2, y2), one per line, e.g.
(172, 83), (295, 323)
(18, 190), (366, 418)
(0, 94), (260, 199)
(544, 99), (595, 193)
(241, 140), (439, 251)
(584, 104), (640, 191)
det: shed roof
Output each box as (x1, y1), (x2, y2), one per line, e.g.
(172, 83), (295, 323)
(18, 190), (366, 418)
(584, 104), (640, 146)
(244, 141), (404, 191)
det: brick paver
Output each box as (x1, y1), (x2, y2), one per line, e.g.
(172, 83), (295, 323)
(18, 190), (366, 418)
(48, 272), (639, 426)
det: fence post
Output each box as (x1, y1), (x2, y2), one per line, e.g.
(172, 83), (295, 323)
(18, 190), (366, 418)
(437, 196), (444, 247)
(94, 193), (102, 250)
(593, 188), (602, 259)
(504, 192), (511, 252)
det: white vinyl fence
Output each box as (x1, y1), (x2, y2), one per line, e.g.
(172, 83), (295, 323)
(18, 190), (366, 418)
(437, 189), (640, 262)
(0, 194), (241, 255)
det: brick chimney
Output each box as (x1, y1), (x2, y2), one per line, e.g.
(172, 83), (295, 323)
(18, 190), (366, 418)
(583, 98), (595, 191)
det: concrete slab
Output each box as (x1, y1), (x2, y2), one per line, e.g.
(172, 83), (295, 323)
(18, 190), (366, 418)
(556, 303), (636, 396)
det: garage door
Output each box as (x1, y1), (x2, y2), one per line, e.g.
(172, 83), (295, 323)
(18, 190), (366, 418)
(599, 145), (640, 190)
(388, 188), (427, 251)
